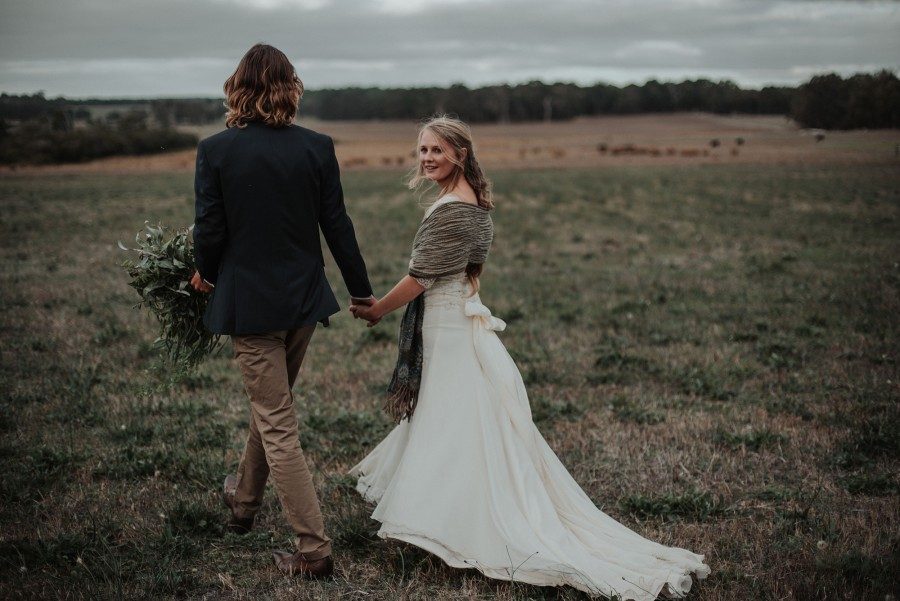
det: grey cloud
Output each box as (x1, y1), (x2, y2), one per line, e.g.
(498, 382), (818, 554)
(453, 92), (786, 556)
(0, 0), (897, 96)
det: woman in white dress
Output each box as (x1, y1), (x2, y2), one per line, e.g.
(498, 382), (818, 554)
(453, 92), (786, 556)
(348, 116), (710, 600)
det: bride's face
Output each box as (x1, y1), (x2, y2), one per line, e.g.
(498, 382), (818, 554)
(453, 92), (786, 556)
(419, 129), (458, 184)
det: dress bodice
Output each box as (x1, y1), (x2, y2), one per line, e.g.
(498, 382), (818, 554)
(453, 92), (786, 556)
(423, 273), (476, 311)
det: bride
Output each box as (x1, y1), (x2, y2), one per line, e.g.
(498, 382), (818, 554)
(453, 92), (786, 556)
(348, 116), (710, 600)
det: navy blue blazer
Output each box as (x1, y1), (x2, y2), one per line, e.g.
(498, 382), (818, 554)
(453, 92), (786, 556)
(193, 121), (372, 335)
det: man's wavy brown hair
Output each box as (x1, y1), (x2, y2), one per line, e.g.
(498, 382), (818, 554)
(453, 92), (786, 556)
(224, 43), (303, 129)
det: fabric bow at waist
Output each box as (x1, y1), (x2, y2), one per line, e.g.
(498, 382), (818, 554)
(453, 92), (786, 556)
(464, 297), (545, 460)
(465, 299), (507, 332)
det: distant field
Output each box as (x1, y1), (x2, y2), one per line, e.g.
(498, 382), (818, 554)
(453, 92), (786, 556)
(0, 136), (898, 598)
(3, 113), (898, 176)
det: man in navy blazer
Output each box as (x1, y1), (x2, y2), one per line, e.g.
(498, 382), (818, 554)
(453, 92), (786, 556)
(193, 120), (372, 332)
(191, 43), (371, 580)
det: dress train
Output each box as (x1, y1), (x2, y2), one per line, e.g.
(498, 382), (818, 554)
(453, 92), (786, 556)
(348, 276), (710, 600)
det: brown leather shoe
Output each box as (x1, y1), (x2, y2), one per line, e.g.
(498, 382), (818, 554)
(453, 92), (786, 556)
(272, 550), (335, 580)
(222, 475), (254, 535)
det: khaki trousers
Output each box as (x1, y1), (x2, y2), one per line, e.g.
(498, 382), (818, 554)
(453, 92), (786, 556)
(231, 325), (332, 560)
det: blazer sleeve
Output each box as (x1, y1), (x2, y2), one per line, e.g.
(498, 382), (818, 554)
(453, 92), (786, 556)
(192, 141), (227, 285)
(317, 137), (373, 298)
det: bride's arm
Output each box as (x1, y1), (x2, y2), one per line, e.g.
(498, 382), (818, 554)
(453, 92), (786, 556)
(350, 275), (425, 324)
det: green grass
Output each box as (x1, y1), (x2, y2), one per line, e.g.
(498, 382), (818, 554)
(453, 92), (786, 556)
(1, 162), (898, 599)
(619, 489), (728, 522)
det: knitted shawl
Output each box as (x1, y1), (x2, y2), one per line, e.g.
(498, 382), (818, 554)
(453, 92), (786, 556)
(385, 201), (493, 422)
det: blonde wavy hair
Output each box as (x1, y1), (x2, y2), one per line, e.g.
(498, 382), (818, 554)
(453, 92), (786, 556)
(407, 115), (494, 210)
(407, 115), (494, 292)
(224, 43), (303, 129)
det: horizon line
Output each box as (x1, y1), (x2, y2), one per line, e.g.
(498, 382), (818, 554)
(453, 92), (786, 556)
(8, 69), (899, 103)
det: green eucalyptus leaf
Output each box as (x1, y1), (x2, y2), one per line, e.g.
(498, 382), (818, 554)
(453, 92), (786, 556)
(121, 222), (218, 371)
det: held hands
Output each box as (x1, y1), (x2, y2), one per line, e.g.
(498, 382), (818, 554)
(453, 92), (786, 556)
(349, 295), (382, 327)
(349, 276), (422, 327)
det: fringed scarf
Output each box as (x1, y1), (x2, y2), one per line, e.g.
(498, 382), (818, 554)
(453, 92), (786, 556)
(385, 201), (493, 422)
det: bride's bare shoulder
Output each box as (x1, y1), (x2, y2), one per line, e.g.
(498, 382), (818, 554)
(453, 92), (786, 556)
(423, 190), (483, 220)
(444, 191), (478, 205)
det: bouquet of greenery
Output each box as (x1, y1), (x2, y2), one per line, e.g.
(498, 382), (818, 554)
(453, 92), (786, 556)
(119, 222), (221, 369)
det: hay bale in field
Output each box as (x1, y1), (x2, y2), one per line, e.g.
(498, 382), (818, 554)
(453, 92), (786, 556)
(611, 143), (637, 156)
(611, 144), (666, 157)
(342, 157), (368, 168)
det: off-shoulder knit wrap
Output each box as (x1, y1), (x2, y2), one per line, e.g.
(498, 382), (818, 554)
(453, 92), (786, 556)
(385, 201), (494, 423)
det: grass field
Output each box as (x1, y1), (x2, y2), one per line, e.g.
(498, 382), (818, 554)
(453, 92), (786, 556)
(1, 156), (899, 599)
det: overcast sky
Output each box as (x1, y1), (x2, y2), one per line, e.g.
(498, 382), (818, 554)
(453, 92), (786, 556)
(1, 0), (897, 98)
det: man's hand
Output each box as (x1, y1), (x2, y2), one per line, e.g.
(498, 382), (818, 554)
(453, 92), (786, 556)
(350, 300), (382, 327)
(190, 270), (214, 293)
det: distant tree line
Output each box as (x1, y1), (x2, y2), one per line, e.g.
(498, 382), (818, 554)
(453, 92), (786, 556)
(298, 71), (897, 128)
(300, 79), (796, 122)
(1, 71), (896, 164)
(791, 71), (899, 129)
(0, 98), (197, 165)
(149, 99), (224, 127)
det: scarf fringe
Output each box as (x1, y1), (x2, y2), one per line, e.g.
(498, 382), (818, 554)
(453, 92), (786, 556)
(385, 295), (424, 423)
(385, 383), (418, 423)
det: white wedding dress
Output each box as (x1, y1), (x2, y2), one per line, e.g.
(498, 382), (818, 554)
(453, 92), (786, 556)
(348, 199), (710, 600)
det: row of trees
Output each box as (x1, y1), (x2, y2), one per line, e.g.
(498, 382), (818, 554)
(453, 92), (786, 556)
(791, 71), (900, 129)
(0, 94), (223, 129)
(4, 72), (896, 130)
(299, 79), (795, 122)
(0, 107), (197, 165)
(149, 98), (223, 127)
(0, 71), (896, 164)
(299, 71), (897, 127)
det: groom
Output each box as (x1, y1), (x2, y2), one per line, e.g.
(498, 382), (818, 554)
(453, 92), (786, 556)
(190, 44), (373, 579)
